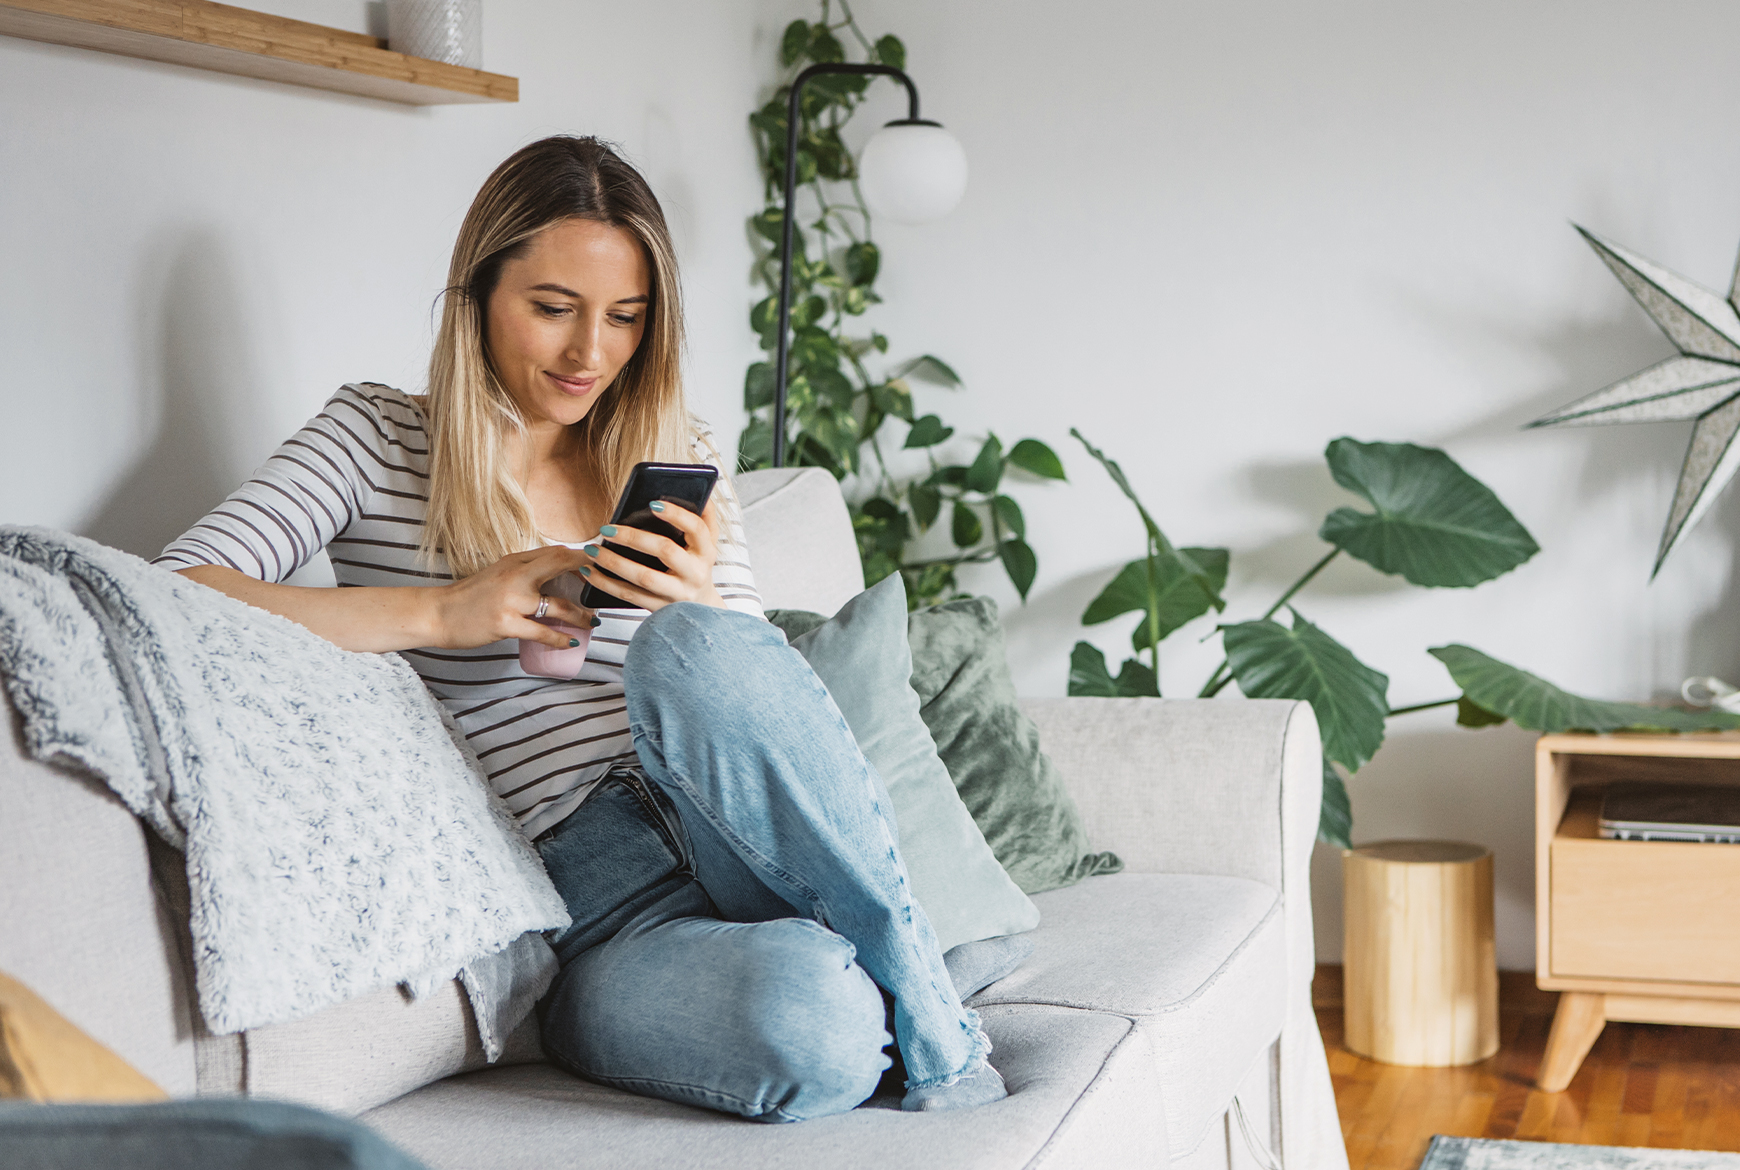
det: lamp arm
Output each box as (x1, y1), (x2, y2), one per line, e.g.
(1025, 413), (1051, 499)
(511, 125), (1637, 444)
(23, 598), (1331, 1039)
(771, 62), (923, 468)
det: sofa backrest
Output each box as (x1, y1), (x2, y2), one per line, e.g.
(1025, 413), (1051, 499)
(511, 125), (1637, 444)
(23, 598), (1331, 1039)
(735, 467), (862, 617)
(0, 697), (197, 1094)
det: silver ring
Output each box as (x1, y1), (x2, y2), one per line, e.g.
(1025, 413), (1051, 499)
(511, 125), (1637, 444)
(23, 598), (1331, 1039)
(533, 596), (549, 620)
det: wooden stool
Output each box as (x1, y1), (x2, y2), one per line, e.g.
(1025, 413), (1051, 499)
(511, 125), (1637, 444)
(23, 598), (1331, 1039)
(1343, 840), (1499, 1066)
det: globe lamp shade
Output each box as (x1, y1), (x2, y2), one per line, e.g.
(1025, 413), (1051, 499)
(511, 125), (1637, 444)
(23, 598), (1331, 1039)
(858, 122), (968, 225)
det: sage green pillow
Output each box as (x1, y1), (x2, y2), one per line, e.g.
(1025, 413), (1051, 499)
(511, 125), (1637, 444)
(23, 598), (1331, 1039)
(774, 574), (1039, 952)
(770, 593), (1122, 896)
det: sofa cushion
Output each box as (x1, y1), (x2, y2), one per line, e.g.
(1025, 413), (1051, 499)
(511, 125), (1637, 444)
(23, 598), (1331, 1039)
(736, 468), (863, 618)
(906, 598), (1123, 894)
(0, 695), (197, 1095)
(774, 574), (1039, 953)
(361, 1003), (1168, 1170)
(0, 970), (168, 1102)
(969, 873), (1287, 1158)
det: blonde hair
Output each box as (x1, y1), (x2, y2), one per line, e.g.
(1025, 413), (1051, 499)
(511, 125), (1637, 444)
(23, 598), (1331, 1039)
(421, 136), (692, 577)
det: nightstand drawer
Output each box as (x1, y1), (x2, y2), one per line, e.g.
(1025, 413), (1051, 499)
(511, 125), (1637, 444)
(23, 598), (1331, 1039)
(1551, 834), (1740, 984)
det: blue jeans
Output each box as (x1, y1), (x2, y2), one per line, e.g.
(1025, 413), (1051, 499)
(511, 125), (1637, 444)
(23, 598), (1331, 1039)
(535, 604), (987, 1123)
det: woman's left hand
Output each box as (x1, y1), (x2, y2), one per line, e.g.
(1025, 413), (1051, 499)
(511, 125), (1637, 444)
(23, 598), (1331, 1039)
(580, 498), (725, 611)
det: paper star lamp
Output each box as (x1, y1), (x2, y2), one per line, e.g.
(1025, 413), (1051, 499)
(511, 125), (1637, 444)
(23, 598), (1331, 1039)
(1530, 226), (1740, 576)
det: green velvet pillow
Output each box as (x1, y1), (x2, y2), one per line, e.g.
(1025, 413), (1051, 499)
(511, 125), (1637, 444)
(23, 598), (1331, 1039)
(774, 574), (1039, 952)
(770, 593), (1121, 896)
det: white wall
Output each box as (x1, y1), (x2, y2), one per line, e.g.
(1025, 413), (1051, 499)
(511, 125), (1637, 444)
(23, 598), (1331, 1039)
(0, 0), (767, 569)
(9, 1), (1740, 970)
(787, 0), (1740, 968)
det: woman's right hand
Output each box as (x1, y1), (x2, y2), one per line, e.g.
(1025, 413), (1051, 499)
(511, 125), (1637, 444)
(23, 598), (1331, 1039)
(431, 546), (596, 650)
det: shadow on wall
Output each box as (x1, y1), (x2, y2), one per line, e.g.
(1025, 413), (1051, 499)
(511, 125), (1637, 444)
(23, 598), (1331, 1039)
(1686, 484), (1740, 685)
(83, 230), (256, 561)
(1229, 307), (1685, 602)
(1310, 720), (1541, 969)
(1306, 305), (1740, 967)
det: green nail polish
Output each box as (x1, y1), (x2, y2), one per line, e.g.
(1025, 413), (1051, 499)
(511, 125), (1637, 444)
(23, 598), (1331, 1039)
(568, 638), (580, 648)
(649, 501), (666, 513)
(590, 616), (602, 628)
(578, 566), (592, 576)
(600, 525), (618, 537)
(582, 545), (600, 557)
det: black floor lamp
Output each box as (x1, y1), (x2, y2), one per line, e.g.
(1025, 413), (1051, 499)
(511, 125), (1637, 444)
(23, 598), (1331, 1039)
(770, 63), (968, 468)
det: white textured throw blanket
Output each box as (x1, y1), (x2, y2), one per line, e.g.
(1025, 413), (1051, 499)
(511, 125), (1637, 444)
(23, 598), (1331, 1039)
(0, 527), (570, 1053)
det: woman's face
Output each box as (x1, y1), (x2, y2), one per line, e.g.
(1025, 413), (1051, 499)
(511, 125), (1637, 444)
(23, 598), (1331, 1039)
(484, 218), (651, 429)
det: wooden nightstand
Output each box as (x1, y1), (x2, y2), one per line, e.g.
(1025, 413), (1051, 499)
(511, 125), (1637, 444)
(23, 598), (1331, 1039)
(1535, 732), (1740, 1091)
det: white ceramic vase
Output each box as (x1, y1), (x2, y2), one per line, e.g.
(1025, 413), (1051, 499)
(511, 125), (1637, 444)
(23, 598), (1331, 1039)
(386, 0), (482, 69)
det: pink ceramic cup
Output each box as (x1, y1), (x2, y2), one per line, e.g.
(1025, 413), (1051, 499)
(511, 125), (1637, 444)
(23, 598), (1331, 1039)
(519, 618), (591, 680)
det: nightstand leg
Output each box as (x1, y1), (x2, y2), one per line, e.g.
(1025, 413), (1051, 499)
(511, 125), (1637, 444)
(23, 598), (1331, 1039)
(1537, 991), (1606, 1092)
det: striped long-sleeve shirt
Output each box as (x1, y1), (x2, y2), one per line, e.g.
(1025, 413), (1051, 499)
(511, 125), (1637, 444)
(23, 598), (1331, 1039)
(155, 383), (764, 839)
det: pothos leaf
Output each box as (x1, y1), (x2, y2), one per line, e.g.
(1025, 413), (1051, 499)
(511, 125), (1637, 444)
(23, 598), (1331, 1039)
(1000, 537), (1037, 600)
(845, 241), (880, 286)
(780, 20), (810, 66)
(951, 500), (983, 547)
(1007, 438), (1066, 480)
(909, 483), (942, 529)
(966, 435), (1003, 493)
(807, 24), (844, 63)
(871, 379), (913, 422)
(751, 207), (784, 245)
(906, 562), (956, 608)
(905, 415), (954, 448)
(743, 362), (775, 410)
(897, 354), (962, 386)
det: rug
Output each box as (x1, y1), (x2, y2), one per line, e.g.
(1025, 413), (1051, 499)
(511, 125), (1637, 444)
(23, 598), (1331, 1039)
(1421, 1137), (1740, 1169)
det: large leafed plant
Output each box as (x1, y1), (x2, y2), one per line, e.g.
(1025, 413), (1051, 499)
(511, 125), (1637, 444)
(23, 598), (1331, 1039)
(737, 1), (1064, 607)
(1066, 432), (1740, 846)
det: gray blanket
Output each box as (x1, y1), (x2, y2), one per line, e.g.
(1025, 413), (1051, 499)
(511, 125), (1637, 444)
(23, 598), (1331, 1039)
(0, 527), (570, 1058)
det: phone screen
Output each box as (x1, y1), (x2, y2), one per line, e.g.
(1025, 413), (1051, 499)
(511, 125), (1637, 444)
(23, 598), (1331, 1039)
(579, 462), (719, 609)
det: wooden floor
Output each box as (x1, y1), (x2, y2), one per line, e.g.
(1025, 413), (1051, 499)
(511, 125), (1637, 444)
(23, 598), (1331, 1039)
(1315, 968), (1740, 1170)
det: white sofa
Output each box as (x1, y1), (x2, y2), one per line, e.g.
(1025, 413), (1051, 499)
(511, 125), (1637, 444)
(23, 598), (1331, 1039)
(0, 467), (1348, 1169)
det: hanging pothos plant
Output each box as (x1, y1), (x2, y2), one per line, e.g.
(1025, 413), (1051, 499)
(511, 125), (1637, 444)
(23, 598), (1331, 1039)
(1065, 431), (1740, 847)
(738, 1), (1065, 607)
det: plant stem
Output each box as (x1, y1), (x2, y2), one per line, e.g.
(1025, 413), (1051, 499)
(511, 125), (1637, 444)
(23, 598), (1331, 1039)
(1198, 663), (1234, 699)
(1387, 698), (1459, 717)
(1140, 534), (1160, 692)
(1261, 547), (1340, 621)
(836, 0), (875, 54)
(902, 550), (998, 570)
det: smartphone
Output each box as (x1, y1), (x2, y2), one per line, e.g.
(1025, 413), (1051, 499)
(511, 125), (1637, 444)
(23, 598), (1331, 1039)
(579, 462), (719, 609)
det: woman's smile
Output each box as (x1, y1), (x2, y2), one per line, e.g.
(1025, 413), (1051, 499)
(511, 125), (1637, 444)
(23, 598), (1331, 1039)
(545, 371), (600, 397)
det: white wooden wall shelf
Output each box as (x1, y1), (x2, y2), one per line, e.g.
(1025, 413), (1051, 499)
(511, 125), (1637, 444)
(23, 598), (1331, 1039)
(0, 0), (518, 105)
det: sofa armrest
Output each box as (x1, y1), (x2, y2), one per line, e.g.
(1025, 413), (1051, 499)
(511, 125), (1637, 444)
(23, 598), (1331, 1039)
(1019, 696), (1348, 1170)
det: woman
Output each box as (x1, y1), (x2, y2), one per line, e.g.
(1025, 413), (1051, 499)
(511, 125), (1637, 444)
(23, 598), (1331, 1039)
(155, 136), (1000, 1122)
